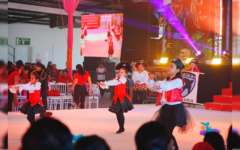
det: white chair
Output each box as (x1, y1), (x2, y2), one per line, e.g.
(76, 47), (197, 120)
(85, 96), (99, 108)
(67, 83), (73, 96)
(50, 82), (57, 90)
(48, 96), (63, 110)
(56, 83), (67, 96)
(61, 95), (74, 109)
(84, 84), (100, 109)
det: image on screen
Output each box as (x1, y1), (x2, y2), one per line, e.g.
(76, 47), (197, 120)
(80, 13), (123, 58)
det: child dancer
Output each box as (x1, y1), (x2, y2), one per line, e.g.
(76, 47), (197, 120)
(97, 61), (133, 133)
(148, 59), (194, 150)
(108, 35), (114, 57)
(8, 71), (46, 124)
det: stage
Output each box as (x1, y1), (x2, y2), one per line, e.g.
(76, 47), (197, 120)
(8, 104), (231, 150)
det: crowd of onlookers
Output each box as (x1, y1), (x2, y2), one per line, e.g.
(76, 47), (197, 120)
(1, 116), (239, 150)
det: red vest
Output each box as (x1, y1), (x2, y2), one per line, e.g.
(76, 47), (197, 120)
(156, 79), (184, 106)
(23, 89), (44, 107)
(113, 81), (131, 104)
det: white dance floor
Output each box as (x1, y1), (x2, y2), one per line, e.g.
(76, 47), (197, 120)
(8, 104), (232, 150)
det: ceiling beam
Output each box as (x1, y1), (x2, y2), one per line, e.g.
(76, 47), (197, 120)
(8, 2), (84, 16)
(8, 15), (50, 24)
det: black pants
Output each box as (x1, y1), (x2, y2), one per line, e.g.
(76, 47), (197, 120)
(97, 80), (105, 97)
(132, 90), (145, 104)
(168, 125), (179, 150)
(27, 113), (35, 124)
(116, 112), (124, 130)
(74, 85), (87, 109)
(41, 92), (48, 110)
(8, 89), (14, 112)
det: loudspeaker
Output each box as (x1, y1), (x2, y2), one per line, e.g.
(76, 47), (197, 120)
(121, 2), (160, 63)
(83, 57), (101, 71)
(50, 14), (57, 28)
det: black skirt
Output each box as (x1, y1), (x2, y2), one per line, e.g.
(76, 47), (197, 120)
(152, 103), (195, 134)
(109, 97), (134, 114)
(20, 102), (46, 115)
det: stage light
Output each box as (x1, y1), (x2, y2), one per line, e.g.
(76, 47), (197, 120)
(222, 50), (227, 55)
(185, 58), (194, 64)
(160, 58), (168, 64)
(212, 58), (222, 65)
(197, 51), (201, 55)
(233, 58), (240, 65)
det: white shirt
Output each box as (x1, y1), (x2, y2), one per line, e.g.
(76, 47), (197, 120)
(148, 78), (183, 105)
(99, 77), (126, 89)
(132, 70), (149, 85)
(96, 67), (106, 81)
(9, 82), (41, 94)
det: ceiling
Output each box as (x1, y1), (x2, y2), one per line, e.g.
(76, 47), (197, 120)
(8, 0), (126, 27)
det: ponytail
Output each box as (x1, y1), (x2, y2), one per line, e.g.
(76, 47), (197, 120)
(76, 64), (86, 76)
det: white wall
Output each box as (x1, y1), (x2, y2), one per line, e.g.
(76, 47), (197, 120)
(8, 23), (83, 69)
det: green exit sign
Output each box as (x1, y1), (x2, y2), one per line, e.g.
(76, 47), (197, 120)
(16, 37), (30, 45)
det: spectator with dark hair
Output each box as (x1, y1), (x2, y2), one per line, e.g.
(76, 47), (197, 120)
(204, 132), (225, 150)
(49, 64), (59, 81)
(47, 61), (52, 70)
(8, 61), (14, 71)
(16, 60), (24, 67)
(57, 70), (73, 83)
(74, 135), (110, 150)
(21, 117), (72, 150)
(32, 63), (36, 70)
(73, 64), (92, 109)
(22, 65), (30, 84)
(227, 125), (240, 150)
(135, 121), (173, 150)
(8, 64), (22, 111)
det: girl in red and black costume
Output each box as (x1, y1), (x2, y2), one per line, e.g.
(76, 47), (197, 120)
(98, 61), (134, 134)
(148, 59), (194, 150)
(8, 71), (46, 124)
(108, 35), (114, 57)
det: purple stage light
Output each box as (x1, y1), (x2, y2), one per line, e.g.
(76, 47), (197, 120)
(197, 51), (201, 55)
(222, 50), (226, 55)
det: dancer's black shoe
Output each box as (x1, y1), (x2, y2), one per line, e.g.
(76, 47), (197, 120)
(116, 128), (124, 134)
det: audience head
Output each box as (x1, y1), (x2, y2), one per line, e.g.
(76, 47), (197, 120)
(47, 61), (52, 68)
(21, 117), (72, 150)
(36, 62), (45, 71)
(192, 142), (214, 150)
(62, 70), (68, 78)
(227, 125), (240, 150)
(52, 64), (57, 70)
(16, 60), (24, 67)
(76, 64), (86, 75)
(203, 132), (225, 150)
(59, 70), (63, 76)
(8, 61), (14, 70)
(99, 63), (103, 68)
(74, 135), (110, 150)
(24, 66), (30, 75)
(135, 121), (172, 150)
(32, 63), (36, 70)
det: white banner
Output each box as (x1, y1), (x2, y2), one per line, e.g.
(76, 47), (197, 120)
(182, 71), (204, 104)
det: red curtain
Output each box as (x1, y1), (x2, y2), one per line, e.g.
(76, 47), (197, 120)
(63, 0), (79, 77)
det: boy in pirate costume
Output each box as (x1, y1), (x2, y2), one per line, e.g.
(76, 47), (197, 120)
(97, 61), (134, 133)
(132, 60), (149, 104)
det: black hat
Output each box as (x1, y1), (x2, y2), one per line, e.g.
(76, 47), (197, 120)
(115, 61), (131, 73)
(190, 59), (198, 64)
(135, 60), (148, 68)
(171, 59), (185, 70)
